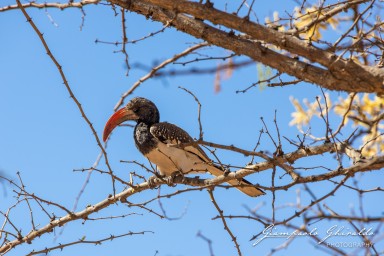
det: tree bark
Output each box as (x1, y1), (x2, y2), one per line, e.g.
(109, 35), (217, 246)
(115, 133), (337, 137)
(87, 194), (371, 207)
(110, 0), (384, 94)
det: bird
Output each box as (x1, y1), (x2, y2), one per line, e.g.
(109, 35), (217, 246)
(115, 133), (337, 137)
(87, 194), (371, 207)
(103, 97), (264, 197)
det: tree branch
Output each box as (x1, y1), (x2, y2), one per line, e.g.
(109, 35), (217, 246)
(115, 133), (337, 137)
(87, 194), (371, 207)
(1, 140), (383, 252)
(0, 0), (99, 12)
(6, 0), (383, 93)
(111, 0), (384, 94)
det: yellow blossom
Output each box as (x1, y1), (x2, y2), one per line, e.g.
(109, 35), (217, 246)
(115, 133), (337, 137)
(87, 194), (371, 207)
(289, 96), (325, 128)
(360, 94), (384, 116)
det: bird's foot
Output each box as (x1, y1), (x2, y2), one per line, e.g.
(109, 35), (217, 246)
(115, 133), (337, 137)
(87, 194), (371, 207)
(165, 171), (184, 187)
(148, 175), (163, 189)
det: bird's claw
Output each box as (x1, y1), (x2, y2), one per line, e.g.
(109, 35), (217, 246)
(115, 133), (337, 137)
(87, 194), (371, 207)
(148, 172), (184, 188)
(165, 171), (184, 187)
(148, 175), (161, 189)
(165, 176), (176, 187)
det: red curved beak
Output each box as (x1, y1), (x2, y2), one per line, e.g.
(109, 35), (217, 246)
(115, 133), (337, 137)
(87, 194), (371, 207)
(103, 108), (138, 142)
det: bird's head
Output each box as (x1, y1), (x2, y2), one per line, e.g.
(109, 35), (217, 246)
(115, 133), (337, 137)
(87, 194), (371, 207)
(103, 97), (160, 142)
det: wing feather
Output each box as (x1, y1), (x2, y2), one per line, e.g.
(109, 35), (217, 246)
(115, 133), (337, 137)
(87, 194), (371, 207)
(150, 122), (211, 162)
(150, 122), (265, 197)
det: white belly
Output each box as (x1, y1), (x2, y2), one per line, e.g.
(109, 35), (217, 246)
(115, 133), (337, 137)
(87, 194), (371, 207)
(144, 142), (209, 176)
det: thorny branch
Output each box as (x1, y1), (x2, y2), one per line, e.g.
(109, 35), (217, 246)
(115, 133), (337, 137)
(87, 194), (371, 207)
(113, 42), (209, 111)
(4, 0), (384, 93)
(5, 0), (384, 94)
(110, 0), (384, 94)
(15, 0), (117, 195)
(1, 139), (383, 253)
(1, 0), (384, 255)
(0, 0), (99, 12)
(27, 231), (153, 255)
(208, 190), (242, 256)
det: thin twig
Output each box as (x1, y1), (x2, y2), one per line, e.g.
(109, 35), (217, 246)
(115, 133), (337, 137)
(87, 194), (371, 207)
(197, 231), (215, 256)
(27, 231), (153, 255)
(16, 0), (116, 195)
(114, 42), (208, 111)
(208, 190), (242, 256)
(179, 87), (204, 140)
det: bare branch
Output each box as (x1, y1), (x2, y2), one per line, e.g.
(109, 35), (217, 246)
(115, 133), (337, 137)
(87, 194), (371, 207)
(179, 86), (204, 140)
(197, 231), (215, 256)
(208, 190), (242, 256)
(113, 42), (208, 111)
(112, 0), (384, 94)
(27, 231), (153, 255)
(0, 0), (99, 12)
(16, 0), (117, 195)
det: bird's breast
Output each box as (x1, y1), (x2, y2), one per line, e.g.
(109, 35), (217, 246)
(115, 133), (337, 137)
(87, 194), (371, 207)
(144, 142), (208, 176)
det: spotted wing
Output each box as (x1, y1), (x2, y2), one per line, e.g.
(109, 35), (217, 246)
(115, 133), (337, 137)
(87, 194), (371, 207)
(150, 122), (265, 197)
(150, 122), (211, 163)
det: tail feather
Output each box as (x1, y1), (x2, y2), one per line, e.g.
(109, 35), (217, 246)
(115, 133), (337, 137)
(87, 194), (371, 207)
(226, 178), (265, 197)
(206, 165), (264, 197)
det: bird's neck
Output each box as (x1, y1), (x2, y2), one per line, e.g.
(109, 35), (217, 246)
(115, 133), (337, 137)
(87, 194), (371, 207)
(134, 122), (157, 155)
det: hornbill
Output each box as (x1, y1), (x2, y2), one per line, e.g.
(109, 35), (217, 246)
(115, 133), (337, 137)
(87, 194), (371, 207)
(103, 97), (264, 197)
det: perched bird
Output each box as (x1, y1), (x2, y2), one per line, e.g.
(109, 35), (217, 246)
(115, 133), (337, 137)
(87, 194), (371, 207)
(103, 97), (264, 197)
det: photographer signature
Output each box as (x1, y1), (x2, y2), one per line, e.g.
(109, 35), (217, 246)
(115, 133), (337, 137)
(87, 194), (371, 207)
(253, 224), (374, 246)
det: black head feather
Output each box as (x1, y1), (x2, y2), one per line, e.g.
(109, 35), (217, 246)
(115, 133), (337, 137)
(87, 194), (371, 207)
(126, 97), (160, 125)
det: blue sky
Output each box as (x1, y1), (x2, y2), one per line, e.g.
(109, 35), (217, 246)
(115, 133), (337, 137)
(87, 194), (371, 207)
(0, 1), (382, 255)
